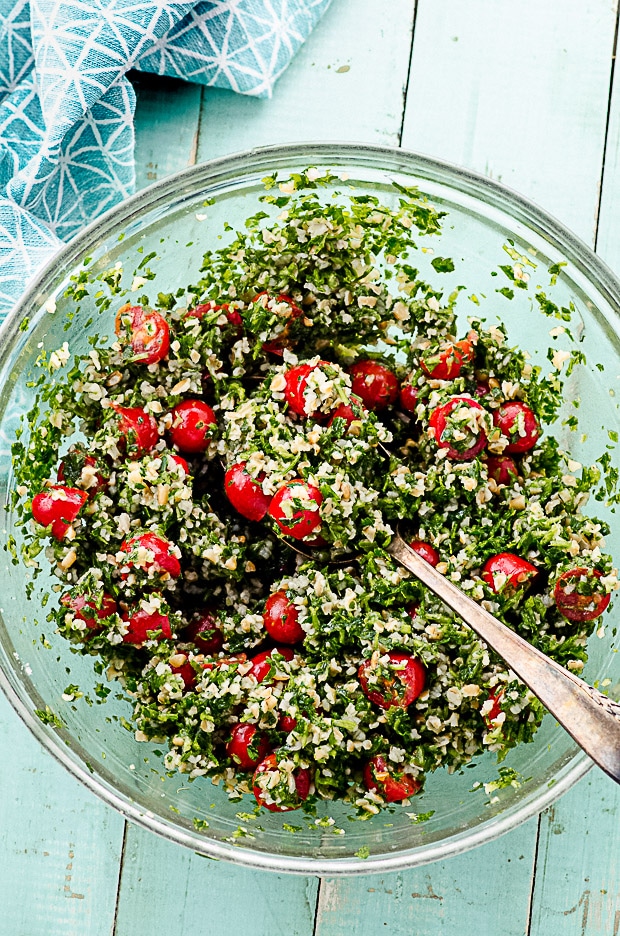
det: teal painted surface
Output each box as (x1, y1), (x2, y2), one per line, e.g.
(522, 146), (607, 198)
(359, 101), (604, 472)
(4, 1), (620, 933)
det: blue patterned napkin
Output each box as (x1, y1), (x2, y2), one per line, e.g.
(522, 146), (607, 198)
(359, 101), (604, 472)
(0, 0), (331, 321)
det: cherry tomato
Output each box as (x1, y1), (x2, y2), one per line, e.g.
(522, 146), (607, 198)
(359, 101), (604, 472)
(185, 301), (243, 330)
(166, 453), (190, 475)
(428, 396), (488, 460)
(263, 591), (305, 644)
(183, 611), (223, 654)
(482, 553), (538, 594)
(327, 395), (366, 430)
(227, 723), (271, 770)
(268, 479), (323, 540)
(492, 401), (540, 454)
(278, 714), (298, 733)
(554, 568), (611, 622)
(406, 604), (419, 621)
(171, 660), (197, 690)
(115, 304), (170, 364)
(120, 531), (181, 579)
(252, 752), (311, 812)
(57, 450), (107, 497)
(224, 462), (273, 522)
(283, 361), (331, 418)
(111, 404), (159, 454)
(169, 400), (217, 454)
(348, 360), (399, 411)
(248, 646), (295, 683)
(409, 539), (440, 566)
(121, 608), (172, 645)
(31, 485), (88, 539)
(486, 455), (519, 485)
(484, 690), (504, 728)
(358, 651), (426, 709)
(363, 755), (421, 802)
(60, 592), (117, 634)
(420, 338), (474, 380)
(399, 383), (419, 413)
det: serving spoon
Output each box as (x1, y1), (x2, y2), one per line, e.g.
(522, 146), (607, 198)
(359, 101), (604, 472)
(389, 533), (620, 785)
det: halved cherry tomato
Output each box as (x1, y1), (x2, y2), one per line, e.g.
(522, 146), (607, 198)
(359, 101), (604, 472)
(399, 383), (419, 413)
(169, 400), (217, 454)
(268, 479), (322, 540)
(183, 611), (223, 654)
(252, 752), (311, 812)
(227, 723), (271, 770)
(121, 607), (172, 645)
(166, 452), (190, 475)
(554, 567), (611, 622)
(263, 591), (305, 644)
(484, 690), (504, 728)
(110, 404), (159, 454)
(170, 660), (197, 690)
(185, 301), (243, 330)
(348, 360), (399, 411)
(493, 401), (540, 454)
(31, 485), (88, 539)
(57, 450), (107, 497)
(486, 455), (519, 485)
(482, 553), (538, 595)
(358, 651), (426, 709)
(327, 395), (366, 430)
(120, 531), (181, 579)
(224, 462), (273, 522)
(248, 646), (295, 683)
(278, 714), (298, 733)
(363, 755), (421, 802)
(409, 540), (440, 566)
(420, 338), (474, 381)
(60, 592), (117, 634)
(115, 304), (170, 364)
(283, 361), (331, 418)
(428, 396), (488, 460)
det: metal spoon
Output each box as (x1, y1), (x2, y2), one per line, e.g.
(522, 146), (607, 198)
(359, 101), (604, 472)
(389, 533), (620, 785)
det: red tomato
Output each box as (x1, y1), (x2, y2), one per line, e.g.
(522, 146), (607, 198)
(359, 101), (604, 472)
(57, 451), (107, 497)
(486, 455), (519, 485)
(224, 462), (273, 522)
(283, 362), (319, 417)
(111, 404), (159, 454)
(484, 690), (504, 728)
(166, 453), (190, 475)
(406, 604), (419, 621)
(492, 401), (540, 454)
(31, 485), (88, 539)
(327, 395), (366, 429)
(409, 540), (440, 566)
(121, 608), (172, 645)
(185, 301), (243, 330)
(183, 611), (223, 654)
(428, 396), (488, 460)
(399, 383), (419, 413)
(268, 479), (323, 540)
(248, 646), (295, 683)
(348, 360), (399, 411)
(554, 568), (611, 622)
(115, 304), (170, 364)
(263, 591), (305, 644)
(363, 755), (421, 802)
(169, 400), (217, 454)
(252, 752), (311, 812)
(278, 714), (298, 732)
(60, 592), (117, 634)
(227, 723), (271, 770)
(420, 338), (474, 380)
(358, 651), (426, 709)
(120, 531), (181, 579)
(482, 553), (538, 594)
(171, 660), (197, 690)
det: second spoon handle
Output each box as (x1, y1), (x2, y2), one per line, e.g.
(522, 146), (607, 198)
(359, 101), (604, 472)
(389, 534), (620, 784)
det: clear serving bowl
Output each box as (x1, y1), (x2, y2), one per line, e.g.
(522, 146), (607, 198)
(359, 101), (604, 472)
(0, 143), (619, 875)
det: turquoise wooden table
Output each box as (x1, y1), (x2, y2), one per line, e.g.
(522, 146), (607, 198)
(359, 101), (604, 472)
(2, 2), (619, 933)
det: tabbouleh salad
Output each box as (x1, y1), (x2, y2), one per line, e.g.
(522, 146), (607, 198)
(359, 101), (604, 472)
(10, 169), (618, 816)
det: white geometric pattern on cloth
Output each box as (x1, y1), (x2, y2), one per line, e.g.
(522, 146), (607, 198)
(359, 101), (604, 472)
(0, 0), (332, 321)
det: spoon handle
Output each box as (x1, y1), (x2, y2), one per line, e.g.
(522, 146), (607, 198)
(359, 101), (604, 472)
(389, 535), (620, 784)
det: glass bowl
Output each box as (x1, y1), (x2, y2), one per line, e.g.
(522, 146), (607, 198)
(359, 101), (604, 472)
(1, 143), (619, 875)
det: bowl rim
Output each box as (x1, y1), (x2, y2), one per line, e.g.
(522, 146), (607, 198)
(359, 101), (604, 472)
(0, 140), (616, 874)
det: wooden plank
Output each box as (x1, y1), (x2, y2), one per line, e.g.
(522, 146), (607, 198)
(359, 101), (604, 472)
(196, 0), (415, 161)
(528, 772), (620, 936)
(401, 0), (616, 244)
(0, 691), (125, 936)
(315, 819), (538, 936)
(114, 825), (319, 936)
(129, 71), (203, 190)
